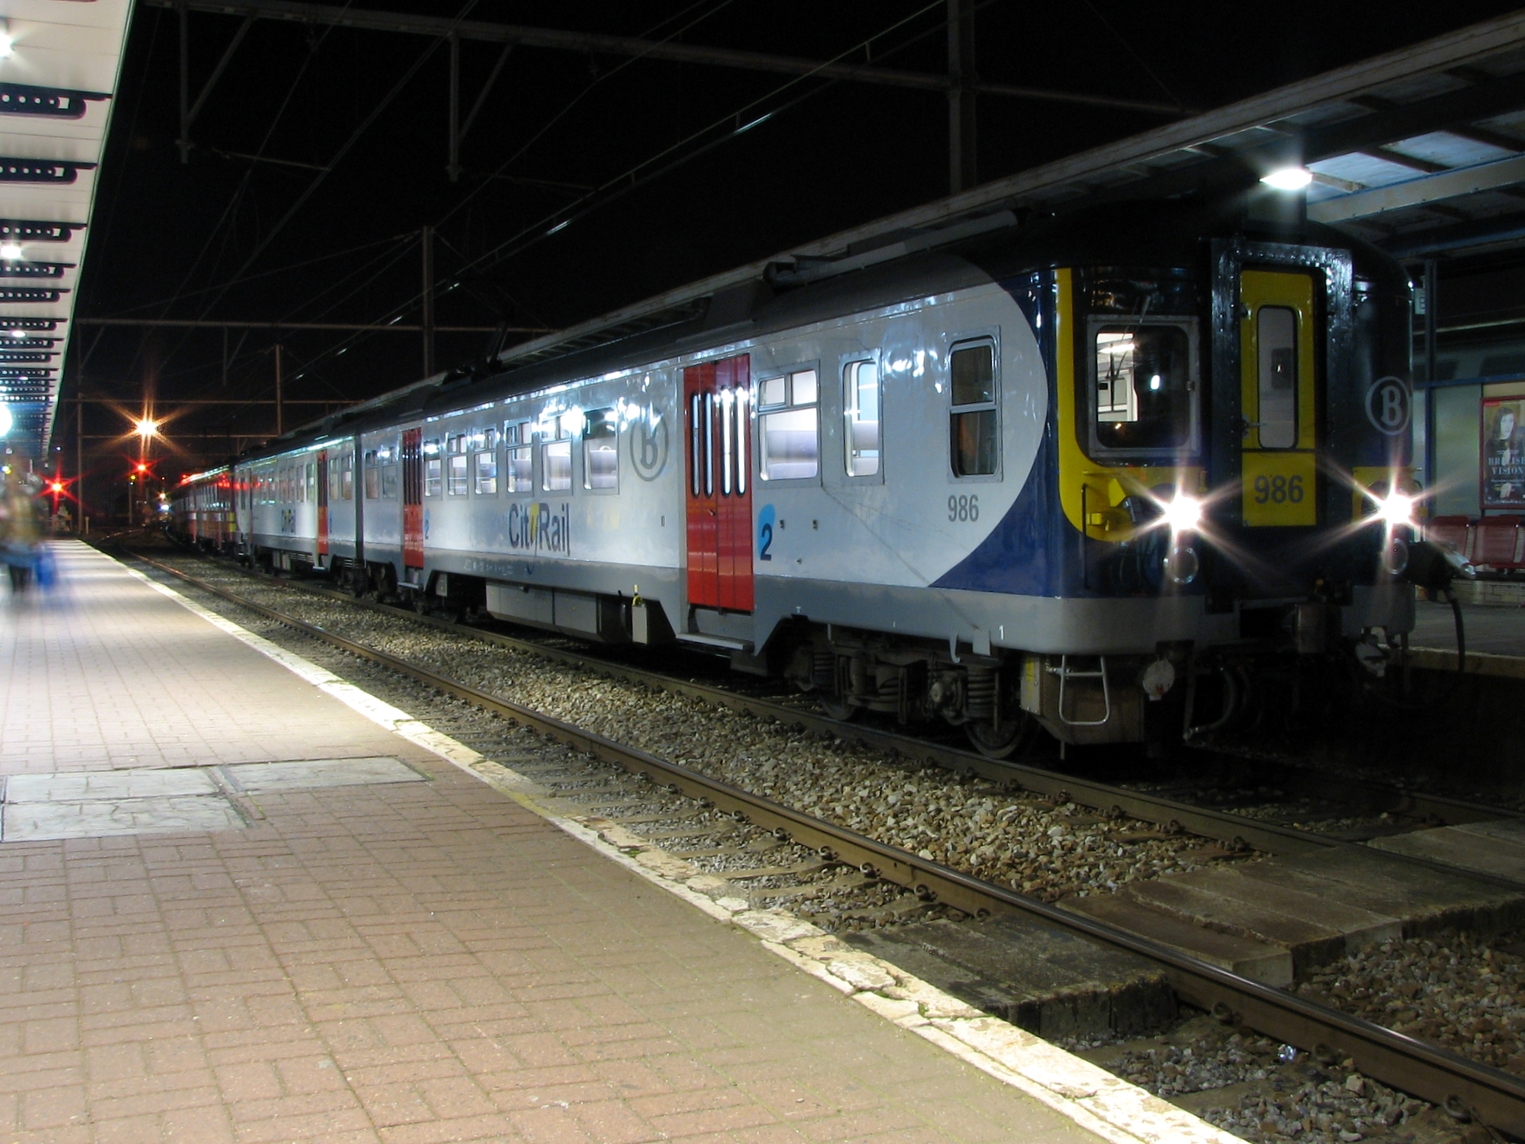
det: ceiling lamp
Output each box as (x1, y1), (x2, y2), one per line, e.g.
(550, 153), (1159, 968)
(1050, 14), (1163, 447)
(1261, 166), (1313, 191)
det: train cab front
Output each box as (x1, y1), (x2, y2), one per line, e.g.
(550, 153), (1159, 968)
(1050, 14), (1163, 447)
(1194, 235), (1418, 682)
(1047, 207), (1419, 748)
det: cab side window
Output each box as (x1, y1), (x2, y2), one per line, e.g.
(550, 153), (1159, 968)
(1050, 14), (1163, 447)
(950, 340), (998, 477)
(1090, 322), (1195, 453)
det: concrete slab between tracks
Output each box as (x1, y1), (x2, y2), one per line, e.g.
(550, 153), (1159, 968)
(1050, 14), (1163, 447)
(841, 916), (1178, 1042)
(1061, 844), (1525, 987)
(0, 541), (1245, 1144)
(1370, 818), (1525, 886)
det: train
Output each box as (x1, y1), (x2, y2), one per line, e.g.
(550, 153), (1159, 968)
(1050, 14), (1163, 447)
(171, 193), (1427, 757)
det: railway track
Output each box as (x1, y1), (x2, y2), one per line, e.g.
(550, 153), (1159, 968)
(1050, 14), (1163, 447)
(137, 544), (1525, 858)
(122, 541), (1525, 1139)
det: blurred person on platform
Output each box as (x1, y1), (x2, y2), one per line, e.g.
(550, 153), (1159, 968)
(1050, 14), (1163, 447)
(0, 470), (46, 590)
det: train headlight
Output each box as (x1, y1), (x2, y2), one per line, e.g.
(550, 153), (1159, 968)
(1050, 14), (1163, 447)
(1163, 494), (1203, 533)
(1164, 543), (1200, 585)
(1377, 490), (1415, 528)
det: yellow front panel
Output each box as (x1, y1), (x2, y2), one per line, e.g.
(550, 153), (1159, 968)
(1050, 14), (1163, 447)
(1240, 269), (1318, 526)
(1242, 451), (1317, 526)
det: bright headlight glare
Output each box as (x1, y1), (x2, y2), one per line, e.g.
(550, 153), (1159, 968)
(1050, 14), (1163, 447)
(1163, 494), (1203, 533)
(1378, 491), (1414, 527)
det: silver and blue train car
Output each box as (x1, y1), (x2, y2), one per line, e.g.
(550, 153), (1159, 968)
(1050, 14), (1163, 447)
(174, 197), (1418, 755)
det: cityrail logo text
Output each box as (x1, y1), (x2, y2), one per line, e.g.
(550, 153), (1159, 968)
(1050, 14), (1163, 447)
(508, 501), (571, 554)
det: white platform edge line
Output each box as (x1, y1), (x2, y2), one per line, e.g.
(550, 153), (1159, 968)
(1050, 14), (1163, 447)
(123, 556), (1238, 1144)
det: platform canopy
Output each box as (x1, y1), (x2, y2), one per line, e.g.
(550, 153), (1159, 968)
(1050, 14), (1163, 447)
(0, 0), (131, 462)
(490, 10), (1525, 377)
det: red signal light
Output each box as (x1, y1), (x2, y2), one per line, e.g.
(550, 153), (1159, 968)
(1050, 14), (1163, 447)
(48, 481), (62, 494)
(135, 463), (148, 474)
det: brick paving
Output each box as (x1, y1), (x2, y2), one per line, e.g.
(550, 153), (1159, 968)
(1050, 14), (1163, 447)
(0, 542), (1106, 1143)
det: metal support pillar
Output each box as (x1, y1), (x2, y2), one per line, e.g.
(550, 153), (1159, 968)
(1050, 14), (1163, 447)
(947, 0), (977, 194)
(1423, 260), (1438, 496)
(421, 226), (435, 377)
(178, 0), (191, 164)
(75, 398), (83, 523)
(448, 33), (461, 183)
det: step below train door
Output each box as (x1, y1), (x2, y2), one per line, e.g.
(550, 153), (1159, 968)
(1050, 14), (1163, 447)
(401, 427), (424, 576)
(683, 355), (754, 612)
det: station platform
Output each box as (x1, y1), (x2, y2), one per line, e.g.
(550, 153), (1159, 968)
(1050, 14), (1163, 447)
(1410, 597), (1525, 674)
(0, 541), (1220, 1144)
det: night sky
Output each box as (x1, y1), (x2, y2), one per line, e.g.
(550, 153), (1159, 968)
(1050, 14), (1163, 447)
(66, 1), (1525, 501)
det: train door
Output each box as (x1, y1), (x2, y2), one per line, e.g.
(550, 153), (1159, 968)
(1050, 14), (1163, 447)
(402, 427), (424, 572)
(316, 450), (329, 561)
(684, 355), (754, 611)
(1238, 269), (1319, 527)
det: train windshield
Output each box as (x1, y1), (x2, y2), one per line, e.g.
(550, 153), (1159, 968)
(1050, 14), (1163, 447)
(1091, 322), (1194, 452)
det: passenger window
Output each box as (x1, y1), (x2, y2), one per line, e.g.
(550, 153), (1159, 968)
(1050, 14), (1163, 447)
(950, 341), (998, 477)
(446, 434), (468, 496)
(542, 416), (572, 492)
(364, 451), (379, 499)
(474, 427), (498, 495)
(340, 453), (354, 501)
(1092, 324), (1193, 451)
(423, 439), (441, 497)
(759, 367), (819, 481)
(506, 421), (533, 493)
(1256, 307), (1297, 449)
(844, 360), (880, 477)
(306, 462), (316, 503)
(583, 408), (618, 490)
(379, 444), (399, 500)
(327, 460), (340, 503)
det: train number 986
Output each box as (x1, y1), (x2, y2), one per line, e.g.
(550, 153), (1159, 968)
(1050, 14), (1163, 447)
(1252, 474), (1304, 505)
(948, 494), (979, 522)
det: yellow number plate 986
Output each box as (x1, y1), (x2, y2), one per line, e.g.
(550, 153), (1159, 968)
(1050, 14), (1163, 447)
(1242, 452), (1316, 527)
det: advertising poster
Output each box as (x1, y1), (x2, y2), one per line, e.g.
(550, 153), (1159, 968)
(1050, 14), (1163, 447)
(1483, 396), (1525, 509)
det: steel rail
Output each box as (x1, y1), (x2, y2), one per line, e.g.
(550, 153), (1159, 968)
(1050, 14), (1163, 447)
(129, 548), (1525, 1138)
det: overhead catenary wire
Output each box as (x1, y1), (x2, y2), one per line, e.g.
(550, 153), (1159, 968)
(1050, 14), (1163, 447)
(288, 0), (959, 379)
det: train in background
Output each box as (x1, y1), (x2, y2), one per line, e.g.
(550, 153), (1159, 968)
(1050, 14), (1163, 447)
(172, 195), (1425, 757)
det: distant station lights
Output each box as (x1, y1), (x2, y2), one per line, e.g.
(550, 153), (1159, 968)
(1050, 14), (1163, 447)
(1260, 166), (1314, 191)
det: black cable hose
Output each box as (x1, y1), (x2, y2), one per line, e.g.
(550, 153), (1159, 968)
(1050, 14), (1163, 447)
(1448, 587), (1467, 675)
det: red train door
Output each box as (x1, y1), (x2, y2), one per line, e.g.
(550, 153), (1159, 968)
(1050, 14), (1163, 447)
(316, 450), (329, 559)
(684, 355), (753, 611)
(402, 428), (424, 570)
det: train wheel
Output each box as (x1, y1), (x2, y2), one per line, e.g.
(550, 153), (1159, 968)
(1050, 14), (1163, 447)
(818, 693), (859, 722)
(965, 711), (1038, 760)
